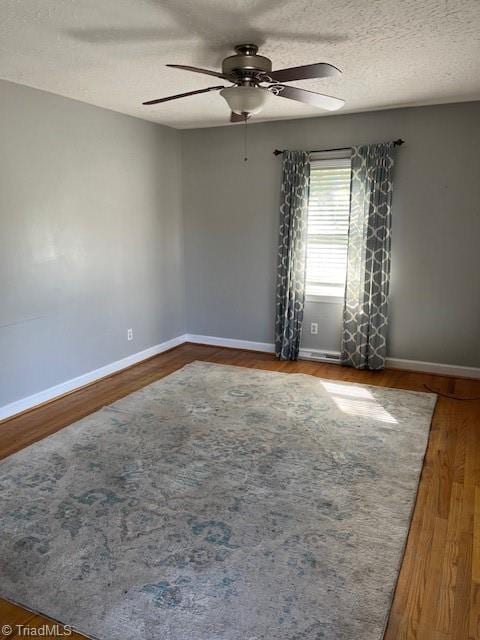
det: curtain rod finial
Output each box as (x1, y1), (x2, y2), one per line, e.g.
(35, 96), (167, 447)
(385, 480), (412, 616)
(273, 149), (283, 156)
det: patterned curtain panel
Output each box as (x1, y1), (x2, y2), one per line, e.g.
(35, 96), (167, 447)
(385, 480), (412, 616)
(275, 151), (311, 361)
(341, 143), (395, 370)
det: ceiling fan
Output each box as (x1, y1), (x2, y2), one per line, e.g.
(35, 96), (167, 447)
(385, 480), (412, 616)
(142, 44), (344, 122)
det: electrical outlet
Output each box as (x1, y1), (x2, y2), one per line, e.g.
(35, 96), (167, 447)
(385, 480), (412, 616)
(127, 328), (133, 341)
(310, 322), (318, 335)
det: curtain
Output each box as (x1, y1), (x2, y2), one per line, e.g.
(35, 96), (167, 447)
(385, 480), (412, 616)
(275, 151), (311, 360)
(341, 143), (395, 370)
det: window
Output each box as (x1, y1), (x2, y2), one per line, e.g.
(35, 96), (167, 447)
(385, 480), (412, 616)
(305, 155), (351, 301)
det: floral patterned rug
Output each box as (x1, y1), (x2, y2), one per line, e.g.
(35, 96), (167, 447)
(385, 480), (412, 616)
(0, 361), (436, 640)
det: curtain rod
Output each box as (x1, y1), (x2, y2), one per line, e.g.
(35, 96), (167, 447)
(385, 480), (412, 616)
(273, 138), (405, 156)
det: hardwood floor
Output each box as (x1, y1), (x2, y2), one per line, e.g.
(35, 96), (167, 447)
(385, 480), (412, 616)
(0, 342), (479, 639)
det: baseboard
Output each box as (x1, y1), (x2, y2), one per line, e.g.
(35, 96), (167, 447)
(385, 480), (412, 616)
(0, 334), (188, 422)
(188, 336), (480, 379)
(2, 332), (479, 422)
(188, 337), (342, 364)
(385, 357), (480, 379)
(186, 334), (276, 353)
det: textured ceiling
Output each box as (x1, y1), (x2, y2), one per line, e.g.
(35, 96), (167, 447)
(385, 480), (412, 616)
(1, 0), (480, 128)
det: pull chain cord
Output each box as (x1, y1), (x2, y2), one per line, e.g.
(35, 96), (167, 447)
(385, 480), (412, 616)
(243, 114), (248, 162)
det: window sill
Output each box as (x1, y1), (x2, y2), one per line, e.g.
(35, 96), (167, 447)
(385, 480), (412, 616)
(306, 294), (345, 305)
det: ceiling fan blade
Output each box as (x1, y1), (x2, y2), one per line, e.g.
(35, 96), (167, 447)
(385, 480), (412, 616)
(269, 63), (341, 83)
(271, 85), (344, 111)
(166, 64), (231, 81)
(230, 111), (250, 123)
(143, 85), (225, 105)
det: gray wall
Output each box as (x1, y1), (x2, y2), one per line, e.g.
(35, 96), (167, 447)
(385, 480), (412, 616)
(2, 84), (479, 410)
(0, 80), (185, 406)
(181, 102), (480, 368)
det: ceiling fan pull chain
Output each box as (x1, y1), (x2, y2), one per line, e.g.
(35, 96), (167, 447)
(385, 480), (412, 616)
(244, 115), (248, 162)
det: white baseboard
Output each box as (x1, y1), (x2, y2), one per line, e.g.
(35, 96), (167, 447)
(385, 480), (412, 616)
(186, 334), (275, 353)
(0, 334), (188, 422)
(385, 356), (480, 379)
(299, 347), (480, 378)
(2, 332), (479, 422)
(187, 335), (480, 379)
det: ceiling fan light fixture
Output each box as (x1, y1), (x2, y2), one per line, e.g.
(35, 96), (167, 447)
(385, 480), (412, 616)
(220, 86), (269, 115)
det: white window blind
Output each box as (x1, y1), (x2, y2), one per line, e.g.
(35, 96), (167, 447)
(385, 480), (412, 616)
(306, 156), (352, 299)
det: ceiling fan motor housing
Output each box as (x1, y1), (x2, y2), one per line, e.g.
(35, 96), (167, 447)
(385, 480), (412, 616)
(222, 44), (272, 78)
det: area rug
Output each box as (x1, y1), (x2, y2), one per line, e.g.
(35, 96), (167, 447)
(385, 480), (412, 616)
(0, 361), (436, 640)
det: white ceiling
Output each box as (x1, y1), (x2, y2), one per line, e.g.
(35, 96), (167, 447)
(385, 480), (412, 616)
(1, 0), (480, 129)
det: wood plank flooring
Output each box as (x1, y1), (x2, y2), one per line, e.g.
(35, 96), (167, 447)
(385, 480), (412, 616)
(0, 342), (479, 639)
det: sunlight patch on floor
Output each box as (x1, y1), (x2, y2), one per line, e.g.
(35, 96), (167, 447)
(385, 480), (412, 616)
(321, 381), (398, 424)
